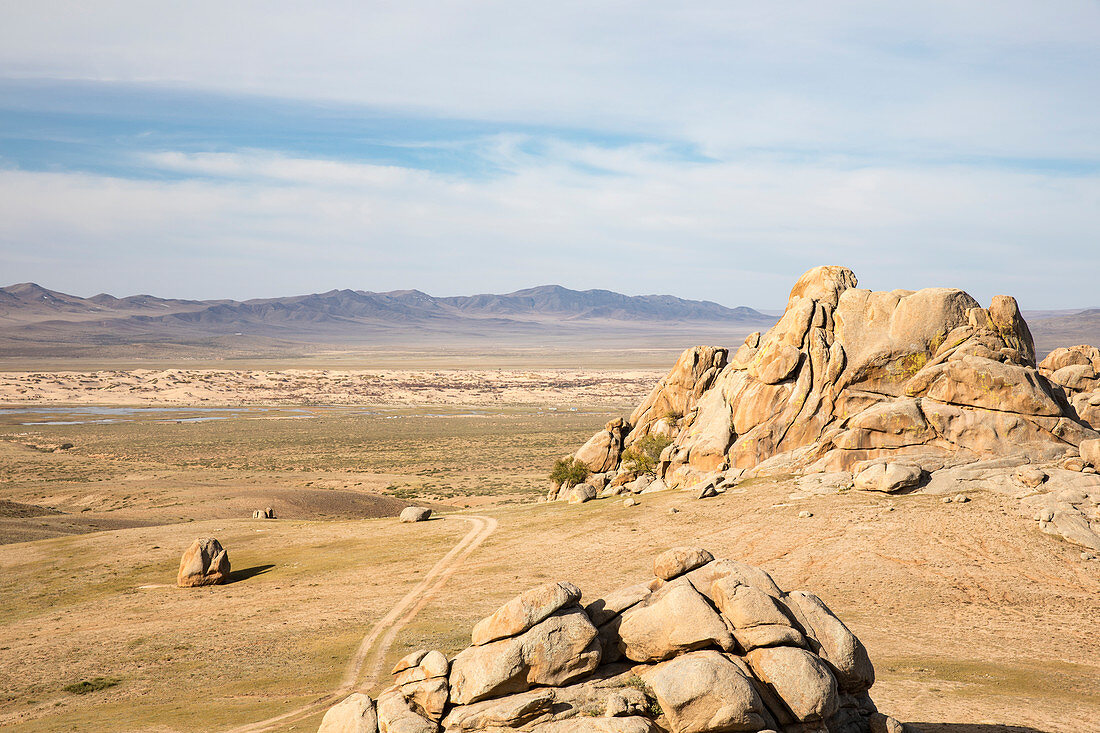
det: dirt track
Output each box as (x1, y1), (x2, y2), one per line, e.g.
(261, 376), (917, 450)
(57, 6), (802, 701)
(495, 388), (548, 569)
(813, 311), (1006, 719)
(225, 514), (498, 733)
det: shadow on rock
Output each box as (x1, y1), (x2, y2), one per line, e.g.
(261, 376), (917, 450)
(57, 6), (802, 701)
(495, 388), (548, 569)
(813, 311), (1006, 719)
(226, 564), (275, 583)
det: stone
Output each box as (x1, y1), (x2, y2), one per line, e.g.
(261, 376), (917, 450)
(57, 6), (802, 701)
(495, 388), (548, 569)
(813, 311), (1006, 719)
(798, 511), (813, 518)
(575, 421), (625, 473)
(1014, 466), (1048, 488)
(585, 583), (652, 627)
(318, 693), (378, 733)
(639, 477), (669, 494)
(567, 484), (597, 504)
(953, 494), (969, 503)
(745, 646), (839, 722)
(697, 485), (718, 499)
(394, 549), (890, 733)
(471, 582), (582, 646)
(393, 650), (449, 681)
(449, 607), (601, 705)
(529, 719), (659, 733)
(613, 578), (733, 663)
(652, 547), (715, 581)
(640, 651), (775, 733)
(442, 688), (555, 731)
(177, 537), (231, 587)
(623, 497), (638, 507)
(376, 688), (438, 733)
(400, 507), (432, 523)
(1082, 438), (1100, 467)
(781, 591), (875, 693)
(683, 558), (784, 601)
(710, 579), (792, 629)
(1064, 457), (1087, 472)
(853, 463), (922, 493)
(392, 649), (450, 718)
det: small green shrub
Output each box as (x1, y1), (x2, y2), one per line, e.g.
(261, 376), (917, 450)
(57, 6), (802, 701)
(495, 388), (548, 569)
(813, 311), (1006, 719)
(619, 675), (663, 718)
(662, 408), (683, 423)
(622, 434), (674, 474)
(63, 677), (119, 695)
(550, 457), (589, 488)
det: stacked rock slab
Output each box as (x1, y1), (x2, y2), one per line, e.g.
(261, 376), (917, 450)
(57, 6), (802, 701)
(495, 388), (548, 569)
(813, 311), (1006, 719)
(574, 266), (1099, 486)
(1038, 345), (1100, 430)
(318, 548), (900, 733)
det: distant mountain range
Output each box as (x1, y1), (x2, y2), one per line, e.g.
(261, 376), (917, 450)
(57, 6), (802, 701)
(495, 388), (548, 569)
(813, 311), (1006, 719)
(2, 282), (1096, 361)
(0, 282), (775, 359)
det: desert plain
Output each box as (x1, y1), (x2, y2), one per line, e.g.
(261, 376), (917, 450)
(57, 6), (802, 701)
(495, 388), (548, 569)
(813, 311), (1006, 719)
(0, 340), (1097, 733)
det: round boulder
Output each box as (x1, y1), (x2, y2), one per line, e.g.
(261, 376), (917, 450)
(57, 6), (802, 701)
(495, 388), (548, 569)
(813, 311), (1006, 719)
(400, 507), (432, 523)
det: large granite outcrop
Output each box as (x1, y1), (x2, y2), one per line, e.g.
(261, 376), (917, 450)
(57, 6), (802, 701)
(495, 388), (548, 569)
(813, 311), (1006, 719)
(319, 548), (901, 733)
(565, 266), (1100, 551)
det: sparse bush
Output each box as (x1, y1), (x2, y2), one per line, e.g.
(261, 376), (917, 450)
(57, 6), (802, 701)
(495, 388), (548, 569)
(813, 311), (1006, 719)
(619, 675), (663, 718)
(622, 434), (674, 474)
(662, 408), (683, 423)
(550, 457), (589, 488)
(63, 677), (119, 695)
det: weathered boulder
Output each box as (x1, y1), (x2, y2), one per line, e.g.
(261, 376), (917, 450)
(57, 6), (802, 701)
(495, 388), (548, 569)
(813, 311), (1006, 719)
(471, 582), (582, 646)
(641, 650), (775, 733)
(392, 650), (450, 721)
(853, 463), (923, 493)
(318, 693), (378, 733)
(613, 578), (734, 662)
(449, 607), (601, 705)
(371, 547), (892, 733)
(377, 687), (439, 733)
(575, 419), (627, 473)
(567, 484), (597, 504)
(745, 646), (839, 722)
(400, 507), (432, 523)
(177, 538), (230, 587)
(782, 591), (874, 692)
(1082, 438), (1100, 467)
(652, 546), (714, 581)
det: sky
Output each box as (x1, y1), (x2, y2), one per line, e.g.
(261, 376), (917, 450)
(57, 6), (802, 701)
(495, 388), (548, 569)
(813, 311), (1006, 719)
(0, 2), (1098, 309)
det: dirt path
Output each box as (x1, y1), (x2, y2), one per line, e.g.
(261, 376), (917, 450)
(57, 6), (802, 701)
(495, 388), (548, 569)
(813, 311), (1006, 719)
(225, 514), (497, 733)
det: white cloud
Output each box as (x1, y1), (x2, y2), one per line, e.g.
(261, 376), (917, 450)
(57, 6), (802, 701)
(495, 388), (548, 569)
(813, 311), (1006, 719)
(1, 2), (1098, 157)
(1, 144), (1096, 306)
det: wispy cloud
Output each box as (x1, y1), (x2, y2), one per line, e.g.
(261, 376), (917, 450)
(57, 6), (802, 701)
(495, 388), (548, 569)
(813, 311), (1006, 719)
(0, 2), (1097, 305)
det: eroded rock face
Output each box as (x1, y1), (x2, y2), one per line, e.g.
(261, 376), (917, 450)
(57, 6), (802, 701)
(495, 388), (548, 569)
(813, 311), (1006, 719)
(319, 548), (897, 733)
(572, 266), (1098, 483)
(177, 537), (230, 587)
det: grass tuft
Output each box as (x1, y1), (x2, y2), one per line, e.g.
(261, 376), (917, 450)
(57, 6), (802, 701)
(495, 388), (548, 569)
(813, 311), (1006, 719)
(63, 677), (120, 695)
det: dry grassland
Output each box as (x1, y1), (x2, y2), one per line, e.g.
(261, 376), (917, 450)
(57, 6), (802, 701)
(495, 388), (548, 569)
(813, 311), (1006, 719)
(1, 367), (1098, 733)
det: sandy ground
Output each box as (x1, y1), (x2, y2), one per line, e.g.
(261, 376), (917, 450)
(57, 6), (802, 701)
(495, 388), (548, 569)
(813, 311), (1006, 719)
(0, 368), (664, 407)
(1, 366), (1098, 733)
(1, 477), (1098, 732)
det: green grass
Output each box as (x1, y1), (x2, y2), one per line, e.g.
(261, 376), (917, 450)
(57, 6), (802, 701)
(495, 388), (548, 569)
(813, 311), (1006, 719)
(63, 677), (119, 695)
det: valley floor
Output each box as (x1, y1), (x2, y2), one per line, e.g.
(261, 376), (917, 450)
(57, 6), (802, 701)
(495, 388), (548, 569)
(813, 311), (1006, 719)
(0, 369), (1097, 733)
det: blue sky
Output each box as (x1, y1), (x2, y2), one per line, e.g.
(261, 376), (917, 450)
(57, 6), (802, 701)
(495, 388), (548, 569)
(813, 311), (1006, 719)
(1, 1), (1098, 308)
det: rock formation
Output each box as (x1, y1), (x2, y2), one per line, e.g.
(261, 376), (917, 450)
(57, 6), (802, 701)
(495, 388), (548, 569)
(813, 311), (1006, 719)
(177, 537), (231, 587)
(566, 266), (1100, 551)
(401, 507), (433, 523)
(320, 547), (902, 733)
